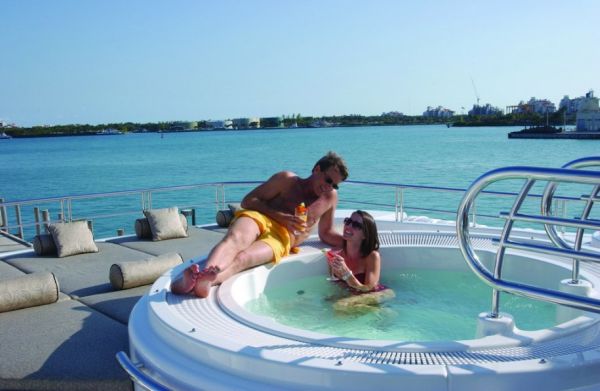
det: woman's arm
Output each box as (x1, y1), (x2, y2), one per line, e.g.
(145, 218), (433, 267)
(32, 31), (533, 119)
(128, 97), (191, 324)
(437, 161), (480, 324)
(334, 251), (381, 292)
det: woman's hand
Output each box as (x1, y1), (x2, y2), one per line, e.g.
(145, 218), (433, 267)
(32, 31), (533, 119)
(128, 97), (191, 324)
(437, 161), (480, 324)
(328, 253), (349, 279)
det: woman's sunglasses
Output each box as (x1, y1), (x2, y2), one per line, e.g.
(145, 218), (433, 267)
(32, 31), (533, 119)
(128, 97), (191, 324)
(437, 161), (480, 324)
(343, 217), (363, 230)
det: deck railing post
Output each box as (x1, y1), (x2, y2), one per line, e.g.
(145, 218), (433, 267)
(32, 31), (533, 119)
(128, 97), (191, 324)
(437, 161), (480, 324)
(0, 198), (6, 232)
(42, 210), (50, 232)
(563, 200), (567, 232)
(34, 207), (41, 235)
(399, 188), (404, 222)
(394, 187), (399, 221)
(215, 184), (226, 212)
(15, 205), (24, 239)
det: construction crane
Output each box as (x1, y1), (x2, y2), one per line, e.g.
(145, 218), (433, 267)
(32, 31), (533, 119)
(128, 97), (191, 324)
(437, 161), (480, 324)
(470, 76), (480, 106)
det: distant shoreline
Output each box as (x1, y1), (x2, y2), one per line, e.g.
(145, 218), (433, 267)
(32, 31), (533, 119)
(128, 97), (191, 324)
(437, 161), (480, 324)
(1, 118), (577, 139)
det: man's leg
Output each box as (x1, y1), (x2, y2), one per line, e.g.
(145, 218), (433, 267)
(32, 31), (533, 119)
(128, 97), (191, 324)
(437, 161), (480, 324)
(171, 216), (261, 295)
(194, 240), (274, 298)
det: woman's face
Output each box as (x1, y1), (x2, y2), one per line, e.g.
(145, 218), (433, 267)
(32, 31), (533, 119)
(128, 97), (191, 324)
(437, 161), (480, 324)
(343, 212), (365, 242)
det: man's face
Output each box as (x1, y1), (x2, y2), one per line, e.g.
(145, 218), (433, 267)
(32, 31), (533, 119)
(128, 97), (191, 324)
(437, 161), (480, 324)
(315, 165), (343, 195)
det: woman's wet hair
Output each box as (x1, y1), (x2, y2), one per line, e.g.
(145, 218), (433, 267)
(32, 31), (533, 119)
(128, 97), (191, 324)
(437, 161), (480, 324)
(354, 210), (379, 257)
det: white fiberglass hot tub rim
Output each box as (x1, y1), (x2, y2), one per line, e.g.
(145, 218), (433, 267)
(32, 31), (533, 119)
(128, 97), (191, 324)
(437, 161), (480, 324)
(216, 231), (600, 352)
(128, 230), (600, 390)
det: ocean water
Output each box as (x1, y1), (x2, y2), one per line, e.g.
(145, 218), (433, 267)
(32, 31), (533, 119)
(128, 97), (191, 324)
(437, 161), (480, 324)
(1, 125), (598, 237)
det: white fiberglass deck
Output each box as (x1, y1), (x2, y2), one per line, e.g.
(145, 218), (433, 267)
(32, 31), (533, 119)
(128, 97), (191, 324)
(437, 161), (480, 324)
(129, 230), (600, 390)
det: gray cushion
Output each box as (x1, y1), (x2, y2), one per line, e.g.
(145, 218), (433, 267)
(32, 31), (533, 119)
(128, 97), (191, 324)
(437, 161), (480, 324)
(0, 300), (131, 390)
(0, 260), (27, 279)
(32, 234), (57, 255)
(216, 203), (242, 227)
(2, 242), (159, 297)
(143, 207), (187, 241)
(216, 209), (234, 227)
(0, 272), (59, 312)
(77, 285), (150, 325)
(108, 226), (225, 260)
(109, 252), (183, 290)
(135, 213), (188, 239)
(47, 221), (98, 258)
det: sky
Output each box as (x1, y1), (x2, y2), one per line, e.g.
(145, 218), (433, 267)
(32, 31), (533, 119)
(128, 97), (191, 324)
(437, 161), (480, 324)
(1, 0), (599, 127)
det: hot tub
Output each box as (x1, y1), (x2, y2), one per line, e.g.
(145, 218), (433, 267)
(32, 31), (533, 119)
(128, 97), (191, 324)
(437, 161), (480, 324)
(126, 231), (600, 390)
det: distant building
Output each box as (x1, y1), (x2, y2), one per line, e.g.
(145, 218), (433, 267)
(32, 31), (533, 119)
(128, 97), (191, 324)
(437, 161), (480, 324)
(423, 106), (454, 118)
(260, 117), (284, 128)
(468, 104), (502, 116)
(381, 111), (404, 117)
(576, 90), (600, 132)
(206, 120), (225, 129)
(233, 118), (260, 129)
(560, 94), (589, 115)
(169, 121), (197, 131)
(507, 97), (556, 115)
(0, 120), (16, 128)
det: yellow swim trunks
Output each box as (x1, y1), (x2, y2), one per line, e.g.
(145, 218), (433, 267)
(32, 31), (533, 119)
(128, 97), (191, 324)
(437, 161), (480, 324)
(233, 210), (291, 264)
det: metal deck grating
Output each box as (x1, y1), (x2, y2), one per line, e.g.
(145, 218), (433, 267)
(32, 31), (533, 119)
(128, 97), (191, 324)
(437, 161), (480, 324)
(166, 231), (600, 367)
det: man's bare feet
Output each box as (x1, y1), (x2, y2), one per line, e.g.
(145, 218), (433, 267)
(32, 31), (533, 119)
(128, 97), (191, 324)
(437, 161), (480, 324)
(193, 265), (221, 298)
(170, 264), (201, 294)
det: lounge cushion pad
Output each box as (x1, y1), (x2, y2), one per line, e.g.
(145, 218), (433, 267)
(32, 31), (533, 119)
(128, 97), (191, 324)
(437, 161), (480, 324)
(0, 299), (131, 390)
(2, 242), (158, 297)
(109, 226), (225, 260)
(77, 285), (151, 325)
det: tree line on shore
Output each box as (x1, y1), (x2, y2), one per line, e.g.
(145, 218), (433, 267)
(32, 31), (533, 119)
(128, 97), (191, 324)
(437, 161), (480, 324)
(2, 109), (575, 137)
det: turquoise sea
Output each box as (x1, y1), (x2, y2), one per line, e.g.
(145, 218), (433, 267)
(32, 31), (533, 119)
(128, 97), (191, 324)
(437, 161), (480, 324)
(1, 125), (598, 238)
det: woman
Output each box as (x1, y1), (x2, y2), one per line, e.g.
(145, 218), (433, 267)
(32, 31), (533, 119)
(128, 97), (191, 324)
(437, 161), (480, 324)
(328, 210), (394, 310)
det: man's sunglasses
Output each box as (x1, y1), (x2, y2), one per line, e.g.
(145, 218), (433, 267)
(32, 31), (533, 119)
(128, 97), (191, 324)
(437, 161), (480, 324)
(325, 176), (339, 190)
(343, 217), (363, 230)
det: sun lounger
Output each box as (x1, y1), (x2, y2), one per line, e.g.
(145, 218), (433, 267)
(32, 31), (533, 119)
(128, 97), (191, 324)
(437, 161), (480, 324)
(0, 260), (132, 390)
(2, 242), (163, 297)
(108, 225), (225, 260)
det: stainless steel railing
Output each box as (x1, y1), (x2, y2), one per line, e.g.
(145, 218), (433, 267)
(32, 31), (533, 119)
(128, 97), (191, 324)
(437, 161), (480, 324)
(115, 352), (169, 391)
(456, 163), (600, 317)
(542, 156), (600, 283)
(0, 178), (584, 242)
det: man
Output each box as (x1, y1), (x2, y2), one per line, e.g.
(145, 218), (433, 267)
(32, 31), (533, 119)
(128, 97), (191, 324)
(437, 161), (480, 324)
(171, 151), (349, 298)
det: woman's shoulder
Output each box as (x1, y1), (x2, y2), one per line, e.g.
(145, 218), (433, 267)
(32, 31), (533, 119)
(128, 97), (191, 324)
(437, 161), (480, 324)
(366, 250), (380, 262)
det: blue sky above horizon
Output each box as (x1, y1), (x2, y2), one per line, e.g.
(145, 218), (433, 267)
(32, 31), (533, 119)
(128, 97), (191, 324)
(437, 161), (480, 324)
(1, 0), (598, 127)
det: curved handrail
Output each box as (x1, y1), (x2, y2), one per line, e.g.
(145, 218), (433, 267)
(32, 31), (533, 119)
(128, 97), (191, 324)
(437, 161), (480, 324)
(542, 156), (600, 282)
(116, 351), (169, 391)
(456, 165), (600, 317)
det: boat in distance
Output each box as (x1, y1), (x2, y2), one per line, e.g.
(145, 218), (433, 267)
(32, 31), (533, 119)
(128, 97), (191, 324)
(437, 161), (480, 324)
(96, 128), (124, 135)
